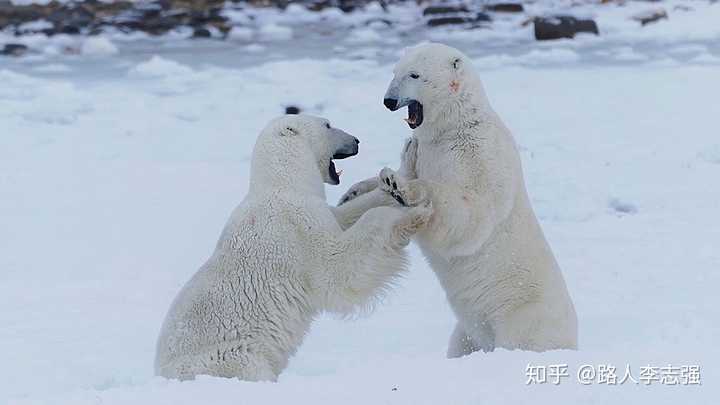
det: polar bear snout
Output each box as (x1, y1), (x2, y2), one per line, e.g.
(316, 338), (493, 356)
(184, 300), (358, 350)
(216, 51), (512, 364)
(384, 82), (424, 129)
(331, 130), (360, 160)
(383, 97), (399, 111)
(326, 128), (360, 185)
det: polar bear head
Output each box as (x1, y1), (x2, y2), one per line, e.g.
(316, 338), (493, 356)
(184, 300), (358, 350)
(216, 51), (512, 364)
(252, 115), (359, 193)
(383, 43), (484, 130)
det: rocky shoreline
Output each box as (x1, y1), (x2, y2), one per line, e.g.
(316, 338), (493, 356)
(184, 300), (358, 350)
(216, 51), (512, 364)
(0, 0), (688, 58)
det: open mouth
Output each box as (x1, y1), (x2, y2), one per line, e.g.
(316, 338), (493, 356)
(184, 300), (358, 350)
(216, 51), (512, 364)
(405, 100), (424, 129)
(328, 150), (357, 185)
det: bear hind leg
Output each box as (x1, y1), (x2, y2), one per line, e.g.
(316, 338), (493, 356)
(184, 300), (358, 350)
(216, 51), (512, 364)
(446, 321), (495, 358)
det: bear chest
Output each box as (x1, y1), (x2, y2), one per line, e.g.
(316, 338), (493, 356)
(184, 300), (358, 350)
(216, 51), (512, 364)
(416, 143), (463, 183)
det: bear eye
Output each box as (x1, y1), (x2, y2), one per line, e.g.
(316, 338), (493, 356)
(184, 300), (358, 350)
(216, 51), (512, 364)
(325, 123), (331, 129)
(409, 73), (420, 79)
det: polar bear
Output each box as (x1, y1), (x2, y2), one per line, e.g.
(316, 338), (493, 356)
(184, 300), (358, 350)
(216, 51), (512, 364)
(339, 43), (578, 356)
(155, 115), (432, 381)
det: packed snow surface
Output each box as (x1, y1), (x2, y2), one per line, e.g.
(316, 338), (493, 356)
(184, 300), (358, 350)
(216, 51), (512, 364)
(1, 34), (719, 405)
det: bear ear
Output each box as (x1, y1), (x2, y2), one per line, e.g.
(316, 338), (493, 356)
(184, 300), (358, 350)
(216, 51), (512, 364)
(280, 125), (298, 137)
(452, 57), (463, 71)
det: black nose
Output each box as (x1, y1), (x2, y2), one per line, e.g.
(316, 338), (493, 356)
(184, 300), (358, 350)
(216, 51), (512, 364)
(354, 137), (360, 144)
(383, 98), (398, 111)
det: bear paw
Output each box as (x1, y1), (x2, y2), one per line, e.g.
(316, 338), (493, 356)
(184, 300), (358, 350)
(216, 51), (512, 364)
(378, 167), (427, 207)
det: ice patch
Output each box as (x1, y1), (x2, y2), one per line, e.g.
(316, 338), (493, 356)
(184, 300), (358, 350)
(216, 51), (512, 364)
(81, 36), (119, 56)
(244, 44), (266, 53)
(284, 3), (309, 15)
(228, 26), (253, 42)
(347, 47), (381, 60)
(668, 44), (710, 56)
(346, 28), (383, 44)
(32, 63), (72, 73)
(613, 47), (648, 62)
(645, 57), (680, 68)
(518, 48), (581, 65)
(691, 53), (720, 64)
(17, 19), (53, 31)
(129, 56), (194, 78)
(258, 23), (293, 41)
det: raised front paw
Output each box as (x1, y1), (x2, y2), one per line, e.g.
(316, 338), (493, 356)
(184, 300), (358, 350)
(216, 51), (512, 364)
(337, 178), (378, 206)
(399, 137), (418, 180)
(378, 167), (427, 207)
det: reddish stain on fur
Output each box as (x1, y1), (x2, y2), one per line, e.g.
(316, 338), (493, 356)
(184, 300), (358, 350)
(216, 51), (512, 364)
(450, 80), (460, 93)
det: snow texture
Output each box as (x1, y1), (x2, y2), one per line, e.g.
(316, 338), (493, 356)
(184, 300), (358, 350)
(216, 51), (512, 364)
(1, 13), (719, 403)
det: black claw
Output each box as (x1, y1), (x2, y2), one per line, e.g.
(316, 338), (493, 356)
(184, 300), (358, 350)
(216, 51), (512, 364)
(392, 181), (397, 190)
(392, 193), (406, 206)
(385, 178), (391, 186)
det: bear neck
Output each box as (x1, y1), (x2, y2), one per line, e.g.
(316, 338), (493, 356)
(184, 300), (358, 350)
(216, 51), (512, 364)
(420, 74), (493, 140)
(249, 141), (326, 200)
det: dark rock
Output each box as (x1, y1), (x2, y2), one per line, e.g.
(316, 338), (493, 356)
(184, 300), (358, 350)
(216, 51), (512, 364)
(337, 0), (360, 13)
(114, 9), (189, 36)
(423, 5), (469, 16)
(58, 24), (82, 35)
(0, 4), (45, 29)
(534, 16), (599, 41)
(428, 16), (472, 27)
(428, 12), (491, 27)
(92, 1), (134, 18)
(192, 27), (211, 37)
(285, 105), (301, 114)
(632, 9), (667, 26)
(475, 12), (491, 22)
(48, 4), (95, 28)
(1, 43), (28, 56)
(306, 0), (331, 12)
(485, 3), (524, 13)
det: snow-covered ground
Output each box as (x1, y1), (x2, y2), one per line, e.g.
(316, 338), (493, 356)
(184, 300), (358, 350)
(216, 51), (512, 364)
(2, 11), (720, 404)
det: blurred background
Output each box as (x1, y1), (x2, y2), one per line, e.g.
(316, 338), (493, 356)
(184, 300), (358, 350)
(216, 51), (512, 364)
(1, 0), (719, 67)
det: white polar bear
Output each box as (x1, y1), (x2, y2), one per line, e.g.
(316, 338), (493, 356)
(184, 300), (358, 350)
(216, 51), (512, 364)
(155, 115), (432, 381)
(339, 43), (578, 356)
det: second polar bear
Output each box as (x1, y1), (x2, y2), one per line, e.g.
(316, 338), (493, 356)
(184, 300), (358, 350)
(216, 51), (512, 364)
(340, 43), (577, 356)
(155, 115), (432, 381)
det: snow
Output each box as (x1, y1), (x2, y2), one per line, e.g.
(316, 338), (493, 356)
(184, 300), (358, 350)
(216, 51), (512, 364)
(258, 23), (294, 41)
(1, 49), (718, 404)
(346, 27), (384, 44)
(228, 26), (254, 42)
(612, 46), (649, 62)
(80, 36), (119, 56)
(30, 63), (71, 73)
(17, 19), (53, 32)
(691, 52), (720, 64)
(128, 55), (194, 78)
(1, 0), (720, 402)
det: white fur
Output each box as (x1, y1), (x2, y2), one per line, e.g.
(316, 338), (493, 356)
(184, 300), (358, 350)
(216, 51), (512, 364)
(339, 43), (578, 356)
(155, 115), (432, 381)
